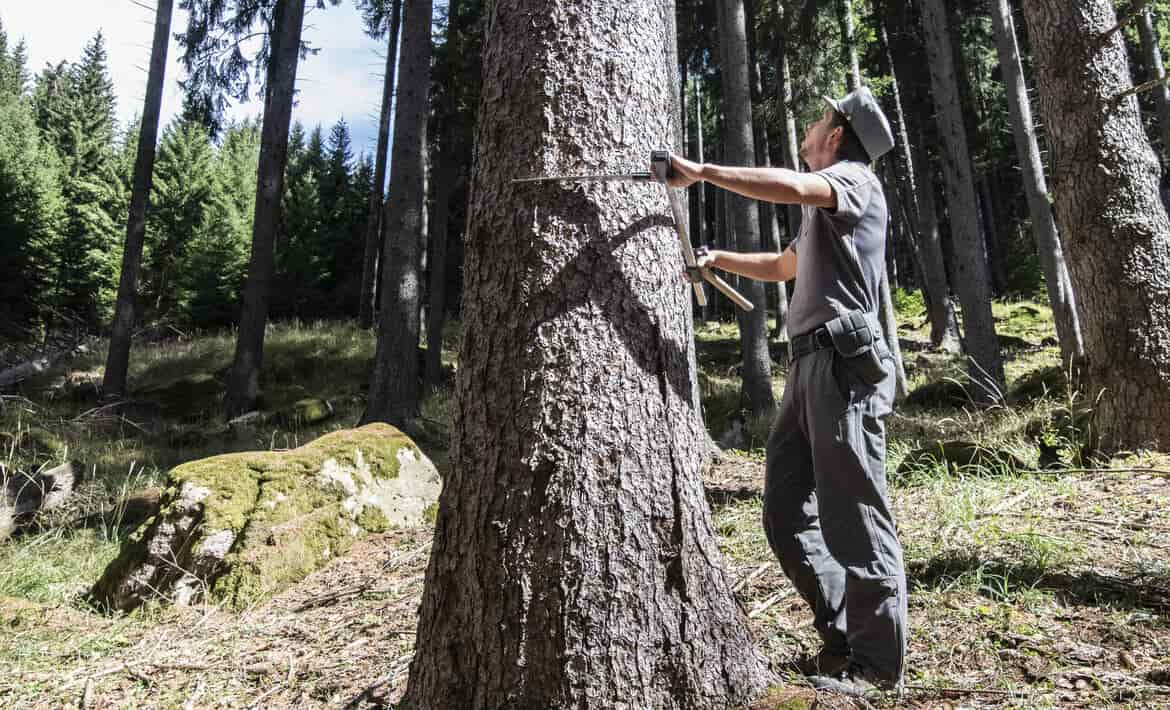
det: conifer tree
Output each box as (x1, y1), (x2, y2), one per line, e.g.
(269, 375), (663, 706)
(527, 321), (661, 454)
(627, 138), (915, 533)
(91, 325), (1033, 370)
(142, 119), (215, 320)
(0, 45), (62, 338)
(185, 120), (259, 328)
(37, 33), (122, 329)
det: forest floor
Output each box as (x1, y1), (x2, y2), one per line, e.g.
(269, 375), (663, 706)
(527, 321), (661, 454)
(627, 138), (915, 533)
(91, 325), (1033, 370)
(3, 298), (1170, 708)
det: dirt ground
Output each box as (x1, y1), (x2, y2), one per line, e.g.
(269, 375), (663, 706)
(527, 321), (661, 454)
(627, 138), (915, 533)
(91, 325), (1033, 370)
(5, 454), (1170, 709)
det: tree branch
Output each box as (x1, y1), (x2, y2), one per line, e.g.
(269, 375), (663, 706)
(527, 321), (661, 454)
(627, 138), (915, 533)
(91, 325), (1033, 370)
(1095, 0), (1154, 53)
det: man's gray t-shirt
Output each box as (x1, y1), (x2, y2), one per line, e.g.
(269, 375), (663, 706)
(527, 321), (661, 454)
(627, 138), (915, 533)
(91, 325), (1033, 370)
(787, 160), (888, 337)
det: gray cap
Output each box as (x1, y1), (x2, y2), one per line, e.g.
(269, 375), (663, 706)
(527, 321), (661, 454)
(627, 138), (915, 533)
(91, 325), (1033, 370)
(824, 86), (895, 162)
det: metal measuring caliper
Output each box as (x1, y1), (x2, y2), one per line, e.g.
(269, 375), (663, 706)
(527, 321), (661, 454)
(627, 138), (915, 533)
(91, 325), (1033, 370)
(511, 150), (754, 311)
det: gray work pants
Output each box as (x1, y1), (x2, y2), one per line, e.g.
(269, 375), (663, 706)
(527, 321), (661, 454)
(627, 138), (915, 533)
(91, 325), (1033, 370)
(763, 345), (907, 684)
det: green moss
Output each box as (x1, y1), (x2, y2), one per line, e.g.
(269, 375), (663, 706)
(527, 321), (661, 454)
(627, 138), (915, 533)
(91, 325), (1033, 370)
(164, 424), (418, 608)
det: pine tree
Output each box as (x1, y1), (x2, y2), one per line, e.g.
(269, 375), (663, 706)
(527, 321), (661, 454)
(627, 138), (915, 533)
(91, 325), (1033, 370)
(142, 119), (215, 320)
(0, 76), (63, 338)
(184, 120), (259, 328)
(38, 33), (122, 329)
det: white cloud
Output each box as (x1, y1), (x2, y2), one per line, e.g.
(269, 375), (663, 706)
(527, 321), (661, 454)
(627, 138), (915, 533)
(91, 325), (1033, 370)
(1, 1), (389, 155)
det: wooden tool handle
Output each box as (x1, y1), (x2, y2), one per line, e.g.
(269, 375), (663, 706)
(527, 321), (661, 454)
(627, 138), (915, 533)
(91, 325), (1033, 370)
(701, 268), (755, 311)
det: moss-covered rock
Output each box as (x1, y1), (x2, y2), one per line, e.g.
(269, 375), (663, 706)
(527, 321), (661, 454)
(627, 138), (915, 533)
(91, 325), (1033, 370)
(89, 423), (441, 611)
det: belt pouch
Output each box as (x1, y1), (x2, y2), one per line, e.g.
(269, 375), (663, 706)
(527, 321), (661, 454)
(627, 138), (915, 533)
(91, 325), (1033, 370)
(824, 309), (887, 386)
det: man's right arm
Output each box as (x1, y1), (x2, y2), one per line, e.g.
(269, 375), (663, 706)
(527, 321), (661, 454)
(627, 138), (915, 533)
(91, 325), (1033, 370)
(699, 245), (797, 283)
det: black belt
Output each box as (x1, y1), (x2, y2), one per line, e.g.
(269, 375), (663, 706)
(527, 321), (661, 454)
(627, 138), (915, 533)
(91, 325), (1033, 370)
(791, 326), (834, 359)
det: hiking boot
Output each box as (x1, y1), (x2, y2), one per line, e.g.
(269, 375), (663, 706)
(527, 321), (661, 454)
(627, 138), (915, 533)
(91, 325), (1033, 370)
(808, 663), (900, 699)
(792, 646), (851, 677)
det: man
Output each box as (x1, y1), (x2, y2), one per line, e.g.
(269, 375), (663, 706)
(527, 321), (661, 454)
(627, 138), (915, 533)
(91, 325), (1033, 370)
(668, 86), (906, 697)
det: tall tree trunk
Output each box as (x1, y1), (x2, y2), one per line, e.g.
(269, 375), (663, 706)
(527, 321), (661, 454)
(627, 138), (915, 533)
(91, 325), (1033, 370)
(694, 77), (710, 323)
(424, 141), (454, 389)
(1021, 0), (1170, 450)
(836, 0), (861, 89)
(976, 176), (1006, 295)
(423, 0), (461, 389)
(773, 1), (800, 347)
(773, 2), (802, 243)
(363, 0), (433, 427)
(402, 0), (775, 705)
(102, 0), (173, 399)
(1138, 7), (1170, 161)
(919, 0), (1004, 401)
(358, 0), (402, 329)
(224, 0), (305, 417)
(879, 9), (959, 353)
(718, 0), (775, 420)
(744, 0), (788, 340)
(989, 0), (1082, 362)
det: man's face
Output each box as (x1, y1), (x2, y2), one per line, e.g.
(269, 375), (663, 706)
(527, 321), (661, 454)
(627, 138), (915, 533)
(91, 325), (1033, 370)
(798, 108), (840, 170)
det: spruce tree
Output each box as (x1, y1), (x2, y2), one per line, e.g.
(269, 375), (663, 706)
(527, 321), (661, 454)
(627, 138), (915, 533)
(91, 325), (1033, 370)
(142, 119), (215, 320)
(0, 69), (63, 338)
(39, 33), (122, 330)
(185, 120), (259, 328)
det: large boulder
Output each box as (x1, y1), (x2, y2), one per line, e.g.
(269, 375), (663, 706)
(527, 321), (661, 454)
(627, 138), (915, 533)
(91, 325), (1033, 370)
(89, 423), (440, 611)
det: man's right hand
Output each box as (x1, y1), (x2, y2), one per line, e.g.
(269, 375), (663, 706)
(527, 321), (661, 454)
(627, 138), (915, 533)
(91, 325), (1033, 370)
(666, 154), (704, 189)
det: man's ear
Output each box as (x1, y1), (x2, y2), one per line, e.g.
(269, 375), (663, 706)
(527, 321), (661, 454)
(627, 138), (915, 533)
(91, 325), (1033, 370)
(828, 126), (844, 151)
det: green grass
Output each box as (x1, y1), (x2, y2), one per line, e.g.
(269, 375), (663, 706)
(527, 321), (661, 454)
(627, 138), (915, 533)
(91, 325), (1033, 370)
(7, 298), (1167, 707)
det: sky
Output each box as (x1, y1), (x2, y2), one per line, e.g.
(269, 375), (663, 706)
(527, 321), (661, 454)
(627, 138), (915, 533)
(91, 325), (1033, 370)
(1, 1), (391, 156)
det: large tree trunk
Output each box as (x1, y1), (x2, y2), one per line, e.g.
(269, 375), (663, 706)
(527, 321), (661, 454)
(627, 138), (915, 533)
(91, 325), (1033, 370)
(102, 0), (173, 399)
(362, 0), (433, 427)
(718, 0), (775, 420)
(919, 0), (1004, 401)
(876, 6), (960, 351)
(1021, 0), (1170, 450)
(402, 0), (775, 705)
(999, 4), (1073, 331)
(358, 0), (402, 329)
(1138, 7), (1170, 161)
(224, 0), (304, 417)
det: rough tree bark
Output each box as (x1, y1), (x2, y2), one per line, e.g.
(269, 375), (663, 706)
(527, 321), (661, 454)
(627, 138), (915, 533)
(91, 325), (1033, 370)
(718, 0), (775, 420)
(1021, 0), (1170, 450)
(991, 0), (1083, 364)
(363, 0), (433, 428)
(919, 0), (1005, 401)
(1138, 7), (1170, 161)
(876, 3), (961, 351)
(103, 0), (173, 399)
(358, 0), (402, 329)
(224, 0), (304, 417)
(401, 0), (775, 705)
